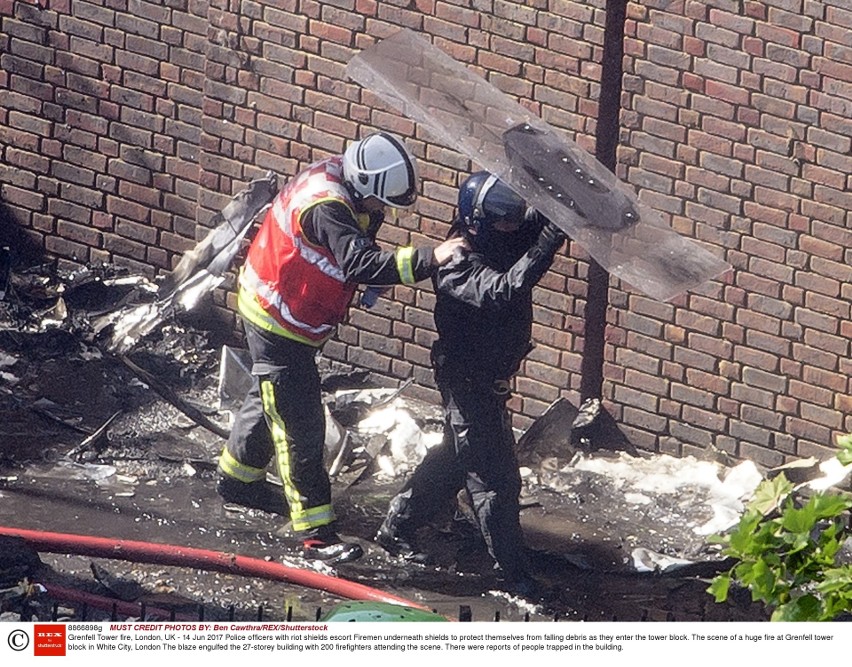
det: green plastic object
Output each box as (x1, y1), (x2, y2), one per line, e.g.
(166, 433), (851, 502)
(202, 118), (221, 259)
(320, 601), (448, 622)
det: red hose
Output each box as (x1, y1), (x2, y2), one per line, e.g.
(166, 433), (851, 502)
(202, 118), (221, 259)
(0, 526), (430, 611)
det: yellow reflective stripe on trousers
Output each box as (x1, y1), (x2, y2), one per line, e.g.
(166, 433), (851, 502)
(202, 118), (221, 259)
(292, 504), (334, 531)
(260, 379), (302, 519)
(395, 246), (416, 284)
(260, 380), (335, 530)
(218, 448), (266, 483)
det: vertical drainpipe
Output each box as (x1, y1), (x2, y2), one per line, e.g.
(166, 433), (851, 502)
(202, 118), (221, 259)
(580, 0), (628, 402)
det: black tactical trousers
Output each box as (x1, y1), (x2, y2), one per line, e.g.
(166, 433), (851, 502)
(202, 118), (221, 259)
(383, 378), (527, 579)
(219, 321), (334, 531)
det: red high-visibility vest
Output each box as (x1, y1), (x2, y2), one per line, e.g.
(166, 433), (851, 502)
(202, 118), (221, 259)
(238, 158), (358, 345)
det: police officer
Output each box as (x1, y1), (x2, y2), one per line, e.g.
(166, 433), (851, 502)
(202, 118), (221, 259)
(218, 133), (467, 564)
(376, 172), (566, 593)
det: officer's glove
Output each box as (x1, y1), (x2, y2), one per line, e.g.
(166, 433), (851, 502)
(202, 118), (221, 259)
(538, 219), (567, 252)
(524, 207), (545, 228)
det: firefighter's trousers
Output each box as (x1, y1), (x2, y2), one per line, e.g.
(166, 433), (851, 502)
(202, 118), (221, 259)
(218, 321), (334, 531)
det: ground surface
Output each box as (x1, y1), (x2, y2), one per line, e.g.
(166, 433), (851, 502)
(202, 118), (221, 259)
(0, 267), (771, 623)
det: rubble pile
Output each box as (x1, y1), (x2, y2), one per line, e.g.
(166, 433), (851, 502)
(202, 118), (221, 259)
(2, 258), (845, 622)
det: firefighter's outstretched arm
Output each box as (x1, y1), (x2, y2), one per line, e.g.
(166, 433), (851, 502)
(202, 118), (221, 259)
(306, 202), (465, 285)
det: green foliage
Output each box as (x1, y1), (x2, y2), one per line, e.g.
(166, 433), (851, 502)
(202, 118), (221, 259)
(708, 438), (852, 621)
(837, 433), (852, 466)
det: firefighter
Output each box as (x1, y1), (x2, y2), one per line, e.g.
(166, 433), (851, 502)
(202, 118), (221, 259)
(218, 133), (467, 564)
(375, 171), (566, 594)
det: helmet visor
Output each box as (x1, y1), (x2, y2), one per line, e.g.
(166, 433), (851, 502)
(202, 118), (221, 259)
(384, 188), (417, 207)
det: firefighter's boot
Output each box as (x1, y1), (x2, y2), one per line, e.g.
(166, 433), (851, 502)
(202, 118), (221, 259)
(302, 525), (363, 565)
(216, 475), (288, 515)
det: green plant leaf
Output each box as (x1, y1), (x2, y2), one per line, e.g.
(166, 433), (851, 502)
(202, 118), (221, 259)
(771, 595), (823, 622)
(708, 574), (731, 603)
(781, 504), (818, 534)
(817, 567), (852, 595)
(748, 476), (794, 516)
(780, 496), (851, 542)
(836, 433), (852, 466)
(733, 561), (756, 587)
(708, 451), (852, 621)
(750, 558), (778, 601)
(810, 493), (852, 519)
(726, 511), (765, 554)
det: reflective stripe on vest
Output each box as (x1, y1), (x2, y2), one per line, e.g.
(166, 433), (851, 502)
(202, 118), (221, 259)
(239, 158), (357, 344)
(271, 196), (347, 283)
(238, 266), (335, 343)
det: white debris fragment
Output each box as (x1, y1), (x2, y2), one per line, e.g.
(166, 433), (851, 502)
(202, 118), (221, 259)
(623, 492), (652, 505)
(0, 371), (19, 385)
(356, 404), (400, 434)
(38, 297), (68, 330)
(719, 460), (763, 498)
(388, 411), (427, 461)
(376, 454), (397, 478)
(77, 347), (103, 361)
(573, 452), (721, 495)
(631, 547), (695, 573)
(33, 461), (118, 481)
(217, 345), (252, 411)
(694, 460), (763, 535)
(0, 351), (18, 367)
(356, 401), (440, 477)
(336, 387), (399, 408)
(806, 457), (852, 492)
(175, 273), (223, 312)
(324, 406), (346, 462)
(567, 452), (763, 537)
(695, 505), (743, 537)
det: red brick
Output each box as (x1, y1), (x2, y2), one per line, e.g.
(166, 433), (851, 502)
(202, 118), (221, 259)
(1, 0), (849, 468)
(801, 366), (846, 393)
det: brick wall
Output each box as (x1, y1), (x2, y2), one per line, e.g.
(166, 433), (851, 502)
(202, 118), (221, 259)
(0, 0), (208, 275)
(0, 0), (604, 424)
(617, 0), (852, 465)
(1, 0), (849, 462)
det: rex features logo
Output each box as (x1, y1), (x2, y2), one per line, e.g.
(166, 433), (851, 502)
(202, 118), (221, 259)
(34, 625), (66, 656)
(8, 629), (29, 651)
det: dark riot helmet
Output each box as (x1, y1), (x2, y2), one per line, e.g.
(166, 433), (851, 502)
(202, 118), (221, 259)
(457, 171), (528, 237)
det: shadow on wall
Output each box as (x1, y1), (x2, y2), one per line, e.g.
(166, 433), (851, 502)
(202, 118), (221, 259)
(0, 201), (44, 268)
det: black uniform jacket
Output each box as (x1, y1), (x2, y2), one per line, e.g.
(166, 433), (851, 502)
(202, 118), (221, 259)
(432, 221), (563, 386)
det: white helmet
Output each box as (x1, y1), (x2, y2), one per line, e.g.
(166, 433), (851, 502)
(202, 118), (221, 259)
(342, 132), (419, 208)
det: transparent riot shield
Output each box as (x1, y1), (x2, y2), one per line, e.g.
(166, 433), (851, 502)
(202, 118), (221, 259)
(347, 29), (730, 302)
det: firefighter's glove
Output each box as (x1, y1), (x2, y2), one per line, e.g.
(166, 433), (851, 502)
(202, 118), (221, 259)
(360, 285), (389, 308)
